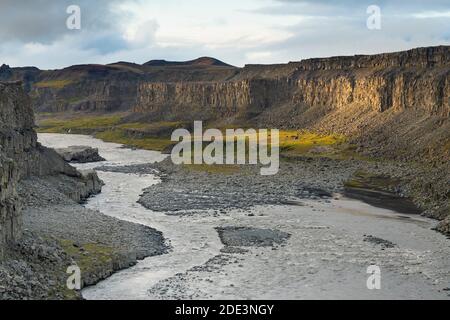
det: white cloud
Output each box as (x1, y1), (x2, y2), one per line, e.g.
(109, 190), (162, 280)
(246, 51), (274, 61)
(412, 11), (450, 19)
(0, 0), (449, 68)
(124, 19), (160, 48)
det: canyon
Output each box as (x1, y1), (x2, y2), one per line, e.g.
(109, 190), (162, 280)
(0, 46), (449, 299)
(1, 46), (448, 234)
(0, 82), (165, 299)
(1, 46), (448, 164)
(3, 47), (448, 222)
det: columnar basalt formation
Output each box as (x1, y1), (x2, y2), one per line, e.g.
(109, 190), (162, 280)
(134, 79), (294, 120)
(289, 63), (449, 117)
(135, 46), (449, 120)
(0, 82), (101, 259)
(0, 60), (239, 113)
(0, 81), (37, 258)
(0, 153), (19, 260)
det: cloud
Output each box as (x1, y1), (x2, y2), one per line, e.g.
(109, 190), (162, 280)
(82, 32), (130, 55)
(244, 12), (450, 65)
(0, 0), (448, 68)
(242, 0), (450, 63)
(124, 19), (160, 48)
(253, 0), (450, 19)
(0, 0), (160, 65)
(0, 0), (130, 44)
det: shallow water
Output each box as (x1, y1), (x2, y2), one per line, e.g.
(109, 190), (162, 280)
(38, 133), (450, 300)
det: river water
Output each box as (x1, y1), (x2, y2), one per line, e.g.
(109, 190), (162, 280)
(38, 133), (450, 300)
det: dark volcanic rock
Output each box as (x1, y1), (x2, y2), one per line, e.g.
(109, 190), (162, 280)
(0, 81), (167, 299)
(1, 81), (77, 260)
(216, 227), (290, 247)
(363, 235), (397, 249)
(55, 146), (106, 163)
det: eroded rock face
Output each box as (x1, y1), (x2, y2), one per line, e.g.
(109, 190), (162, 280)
(134, 79), (291, 120)
(0, 154), (20, 260)
(0, 62), (238, 113)
(79, 170), (104, 200)
(135, 46), (449, 120)
(0, 81), (36, 259)
(0, 82), (103, 260)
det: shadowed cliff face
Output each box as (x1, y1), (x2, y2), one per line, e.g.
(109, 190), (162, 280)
(0, 82), (95, 259)
(135, 46), (449, 120)
(0, 82), (30, 258)
(134, 79), (292, 121)
(0, 61), (238, 113)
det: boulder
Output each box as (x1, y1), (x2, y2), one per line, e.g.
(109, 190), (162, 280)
(55, 146), (105, 163)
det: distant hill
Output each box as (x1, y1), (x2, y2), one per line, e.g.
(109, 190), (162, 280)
(143, 57), (234, 67)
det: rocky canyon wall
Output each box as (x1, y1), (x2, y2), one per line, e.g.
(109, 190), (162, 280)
(135, 46), (449, 122)
(134, 79), (294, 120)
(0, 81), (84, 260)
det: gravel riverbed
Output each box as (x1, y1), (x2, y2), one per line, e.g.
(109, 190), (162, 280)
(19, 133), (449, 300)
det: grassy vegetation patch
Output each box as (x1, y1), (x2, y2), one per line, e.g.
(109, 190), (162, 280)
(34, 79), (74, 89)
(118, 121), (184, 131)
(37, 114), (367, 161)
(37, 114), (123, 133)
(38, 114), (177, 151)
(96, 129), (174, 152)
(59, 239), (115, 275)
(278, 131), (345, 154)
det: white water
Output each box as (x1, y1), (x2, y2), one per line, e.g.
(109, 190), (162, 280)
(38, 133), (450, 300)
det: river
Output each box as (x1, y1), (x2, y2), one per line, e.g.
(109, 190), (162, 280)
(38, 133), (450, 300)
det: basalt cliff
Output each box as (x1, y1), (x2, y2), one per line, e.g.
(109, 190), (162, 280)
(133, 47), (449, 163)
(0, 81), (101, 261)
(0, 82), (169, 300)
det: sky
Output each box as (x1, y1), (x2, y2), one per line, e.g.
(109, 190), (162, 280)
(0, 0), (449, 69)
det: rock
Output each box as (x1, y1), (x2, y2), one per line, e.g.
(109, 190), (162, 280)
(436, 217), (450, 236)
(363, 235), (397, 249)
(55, 146), (106, 163)
(79, 170), (104, 197)
(216, 227), (291, 247)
